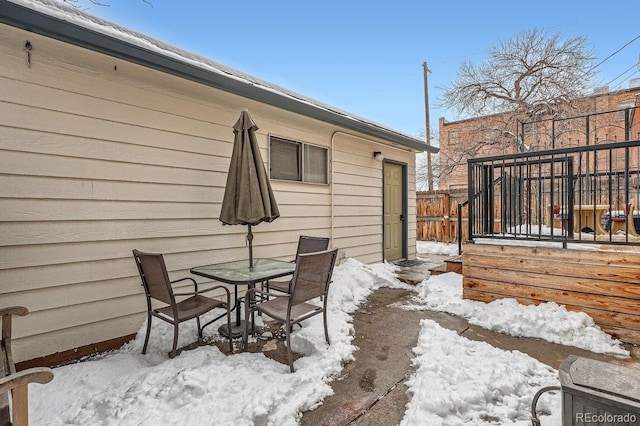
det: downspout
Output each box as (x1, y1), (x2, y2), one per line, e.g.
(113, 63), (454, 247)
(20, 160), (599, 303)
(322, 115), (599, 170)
(330, 132), (336, 247)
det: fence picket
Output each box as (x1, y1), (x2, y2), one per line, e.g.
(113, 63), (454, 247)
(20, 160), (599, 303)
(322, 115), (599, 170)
(417, 190), (469, 242)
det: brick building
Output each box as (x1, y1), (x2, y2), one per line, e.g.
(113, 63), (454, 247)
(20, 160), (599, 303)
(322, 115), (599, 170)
(438, 82), (640, 189)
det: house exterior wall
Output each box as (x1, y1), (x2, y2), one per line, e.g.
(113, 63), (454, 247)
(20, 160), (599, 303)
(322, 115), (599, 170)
(0, 23), (418, 362)
(332, 133), (417, 263)
(438, 87), (640, 190)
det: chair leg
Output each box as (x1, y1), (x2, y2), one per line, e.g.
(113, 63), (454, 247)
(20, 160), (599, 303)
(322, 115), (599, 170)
(169, 323), (179, 358)
(257, 280), (267, 309)
(196, 316), (202, 339)
(241, 300), (253, 352)
(323, 310), (330, 345)
(241, 320), (248, 352)
(226, 304), (233, 353)
(142, 312), (152, 354)
(12, 385), (28, 426)
(286, 324), (294, 373)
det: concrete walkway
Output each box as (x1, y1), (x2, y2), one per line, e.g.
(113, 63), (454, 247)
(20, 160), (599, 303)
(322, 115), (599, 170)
(240, 256), (640, 425)
(299, 257), (640, 426)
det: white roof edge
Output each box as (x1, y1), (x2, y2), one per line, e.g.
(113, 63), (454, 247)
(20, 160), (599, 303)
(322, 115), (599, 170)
(2, 0), (436, 153)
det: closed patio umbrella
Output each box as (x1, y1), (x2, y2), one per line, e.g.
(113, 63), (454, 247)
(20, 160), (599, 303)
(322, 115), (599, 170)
(219, 109), (279, 268)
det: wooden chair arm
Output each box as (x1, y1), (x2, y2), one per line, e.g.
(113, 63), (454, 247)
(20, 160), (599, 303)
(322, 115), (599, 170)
(0, 306), (28, 318)
(0, 367), (53, 394)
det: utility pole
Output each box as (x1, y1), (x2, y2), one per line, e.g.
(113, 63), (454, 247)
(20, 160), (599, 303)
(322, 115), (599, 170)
(423, 61), (434, 191)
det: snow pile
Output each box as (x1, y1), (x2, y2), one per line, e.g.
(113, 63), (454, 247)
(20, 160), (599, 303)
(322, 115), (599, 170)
(409, 272), (629, 356)
(416, 240), (460, 256)
(401, 319), (561, 425)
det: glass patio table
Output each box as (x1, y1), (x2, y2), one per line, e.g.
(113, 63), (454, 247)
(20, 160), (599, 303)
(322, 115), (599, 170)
(190, 258), (295, 338)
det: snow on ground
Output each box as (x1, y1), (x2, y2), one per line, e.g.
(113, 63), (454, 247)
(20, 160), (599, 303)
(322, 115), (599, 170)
(28, 243), (629, 425)
(400, 320), (560, 425)
(29, 259), (405, 426)
(416, 240), (460, 256)
(407, 272), (629, 356)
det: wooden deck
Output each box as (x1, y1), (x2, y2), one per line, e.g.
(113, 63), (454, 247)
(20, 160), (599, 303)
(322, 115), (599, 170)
(462, 243), (640, 345)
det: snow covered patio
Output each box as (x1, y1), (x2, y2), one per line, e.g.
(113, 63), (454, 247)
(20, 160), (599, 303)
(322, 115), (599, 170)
(26, 242), (638, 425)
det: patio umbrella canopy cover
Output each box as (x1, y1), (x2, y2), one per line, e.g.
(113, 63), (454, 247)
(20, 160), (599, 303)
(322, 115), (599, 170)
(219, 109), (280, 267)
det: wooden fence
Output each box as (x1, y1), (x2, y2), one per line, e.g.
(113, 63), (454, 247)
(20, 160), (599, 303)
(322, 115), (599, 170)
(417, 190), (469, 242)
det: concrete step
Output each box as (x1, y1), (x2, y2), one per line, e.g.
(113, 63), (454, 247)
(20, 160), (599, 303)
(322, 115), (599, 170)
(428, 263), (447, 275)
(445, 255), (463, 274)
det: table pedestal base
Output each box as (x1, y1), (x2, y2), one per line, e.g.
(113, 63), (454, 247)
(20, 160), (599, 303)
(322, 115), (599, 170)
(219, 321), (250, 339)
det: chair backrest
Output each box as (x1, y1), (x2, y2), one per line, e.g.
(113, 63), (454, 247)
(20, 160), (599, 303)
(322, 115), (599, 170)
(289, 248), (338, 305)
(132, 250), (174, 305)
(547, 204), (561, 216)
(296, 235), (330, 256)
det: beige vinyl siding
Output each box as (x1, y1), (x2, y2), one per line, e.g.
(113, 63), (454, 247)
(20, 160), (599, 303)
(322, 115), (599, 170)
(1, 23), (417, 362)
(332, 133), (417, 263)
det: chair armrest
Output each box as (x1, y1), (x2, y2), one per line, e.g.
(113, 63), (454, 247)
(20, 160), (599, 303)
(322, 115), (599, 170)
(174, 285), (231, 304)
(170, 277), (199, 291)
(196, 285), (231, 298)
(0, 367), (53, 395)
(0, 306), (29, 318)
(172, 291), (198, 297)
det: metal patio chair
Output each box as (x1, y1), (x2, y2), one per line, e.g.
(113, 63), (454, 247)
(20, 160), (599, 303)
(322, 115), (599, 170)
(132, 250), (233, 357)
(547, 204), (567, 230)
(1, 306), (53, 426)
(266, 235), (330, 295)
(242, 248), (339, 372)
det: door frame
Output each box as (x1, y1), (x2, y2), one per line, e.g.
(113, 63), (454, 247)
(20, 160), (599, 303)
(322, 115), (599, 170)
(382, 160), (408, 261)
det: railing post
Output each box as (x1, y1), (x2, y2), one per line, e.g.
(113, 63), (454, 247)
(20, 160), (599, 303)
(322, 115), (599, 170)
(467, 160), (474, 239)
(625, 138), (631, 238)
(458, 203), (463, 255)
(567, 157), (574, 241)
(483, 165), (492, 234)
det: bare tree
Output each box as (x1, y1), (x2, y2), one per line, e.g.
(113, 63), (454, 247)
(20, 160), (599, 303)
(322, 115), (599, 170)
(443, 28), (595, 120)
(438, 28), (596, 185)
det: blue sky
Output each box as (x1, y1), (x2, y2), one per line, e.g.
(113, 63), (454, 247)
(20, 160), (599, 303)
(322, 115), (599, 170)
(75, 0), (640, 143)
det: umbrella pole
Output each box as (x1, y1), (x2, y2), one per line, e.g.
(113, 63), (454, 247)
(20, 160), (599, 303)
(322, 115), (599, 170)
(247, 224), (254, 269)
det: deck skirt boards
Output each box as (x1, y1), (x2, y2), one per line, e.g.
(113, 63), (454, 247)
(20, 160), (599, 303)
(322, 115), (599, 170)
(462, 244), (640, 345)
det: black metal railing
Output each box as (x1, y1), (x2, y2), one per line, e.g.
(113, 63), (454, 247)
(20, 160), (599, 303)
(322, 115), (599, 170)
(467, 139), (640, 247)
(521, 106), (639, 151)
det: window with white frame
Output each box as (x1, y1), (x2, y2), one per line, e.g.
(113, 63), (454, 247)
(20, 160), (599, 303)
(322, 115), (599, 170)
(269, 136), (329, 184)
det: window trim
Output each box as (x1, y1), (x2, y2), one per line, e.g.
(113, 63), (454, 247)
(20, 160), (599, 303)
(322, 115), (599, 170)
(268, 135), (330, 185)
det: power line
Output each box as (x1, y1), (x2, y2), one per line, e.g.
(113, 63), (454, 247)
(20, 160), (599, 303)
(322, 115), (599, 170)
(603, 62), (640, 89)
(588, 34), (640, 74)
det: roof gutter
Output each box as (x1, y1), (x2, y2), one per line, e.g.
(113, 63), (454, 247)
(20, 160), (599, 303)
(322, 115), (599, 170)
(1, 1), (436, 154)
